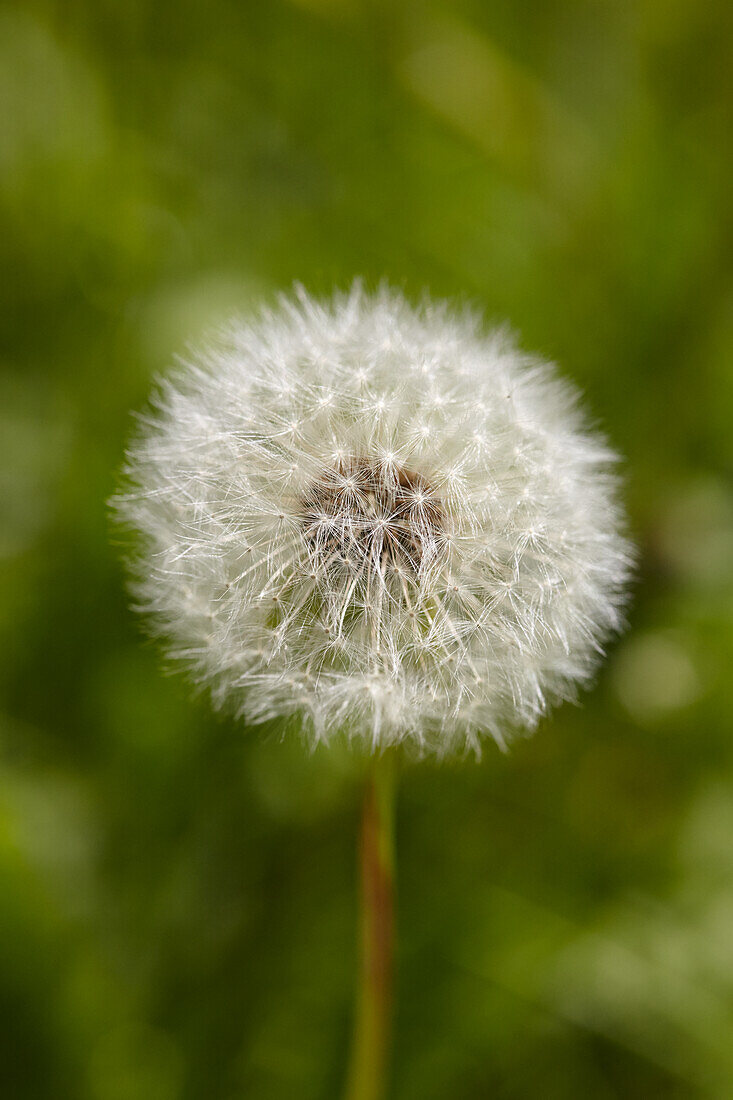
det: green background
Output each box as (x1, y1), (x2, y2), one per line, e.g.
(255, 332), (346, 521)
(2, 1), (733, 1097)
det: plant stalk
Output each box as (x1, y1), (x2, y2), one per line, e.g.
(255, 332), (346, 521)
(344, 753), (396, 1100)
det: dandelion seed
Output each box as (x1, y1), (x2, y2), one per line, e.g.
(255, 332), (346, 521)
(113, 283), (633, 755)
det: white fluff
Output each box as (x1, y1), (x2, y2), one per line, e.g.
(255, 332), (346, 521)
(115, 284), (633, 755)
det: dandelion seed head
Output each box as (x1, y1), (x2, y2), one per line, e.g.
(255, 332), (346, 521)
(114, 283), (633, 755)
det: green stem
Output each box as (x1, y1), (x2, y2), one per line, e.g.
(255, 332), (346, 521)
(345, 753), (396, 1100)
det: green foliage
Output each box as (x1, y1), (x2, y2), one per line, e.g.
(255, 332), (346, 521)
(2, 1), (732, 1096)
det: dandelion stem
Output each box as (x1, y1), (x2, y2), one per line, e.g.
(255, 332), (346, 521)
(345, 752), (396, 1100)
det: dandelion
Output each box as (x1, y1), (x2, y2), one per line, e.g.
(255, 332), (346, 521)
(113, 283), (633, 1100)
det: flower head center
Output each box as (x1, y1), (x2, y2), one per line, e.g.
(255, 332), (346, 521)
(300, 457), (444, 574)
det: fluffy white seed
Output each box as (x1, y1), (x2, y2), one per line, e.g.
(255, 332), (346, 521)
(115, 284), (633, 755)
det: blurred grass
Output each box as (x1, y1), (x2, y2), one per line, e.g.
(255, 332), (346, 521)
(1, 1), (732, 1097)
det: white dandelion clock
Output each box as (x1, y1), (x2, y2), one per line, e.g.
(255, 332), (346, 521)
(115, 284), (632, 755)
